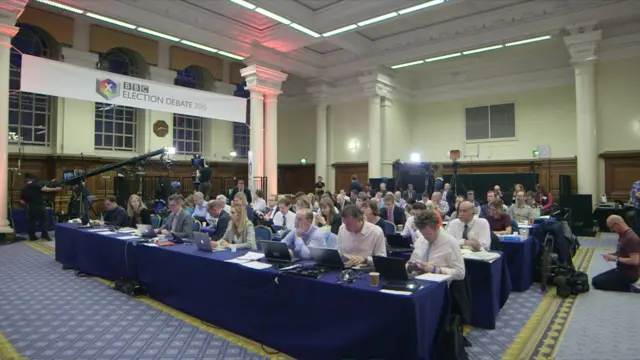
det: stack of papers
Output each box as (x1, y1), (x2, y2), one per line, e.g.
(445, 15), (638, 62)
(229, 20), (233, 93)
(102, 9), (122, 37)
(240, 261), (272, 270)
(415, 273), (452, 282)
(117, 235), (139, 240)
(86, 228), (106, 232)
(463, 252), (501, 262)
(96, 231), (116, 236)
(380, 289), (412, 296)
(225, 252), (265, 264)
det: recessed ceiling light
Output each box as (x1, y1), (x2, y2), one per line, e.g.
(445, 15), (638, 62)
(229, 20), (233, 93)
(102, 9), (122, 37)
(137, 27), (180, 41)
(391, 60), (425, 69)
(86, 13), (136, 29)
(322, 24), (358, 37)
(357, 12), (398, 27)
(229, 0), (256, 10)
(505, 35), (552, 47)
(180, 40), (218, 53)
(35, 0), (84, 14)
(398, 0), (445, 15)
(255, 7), (291, 25)
(425, 52), (462, 62)
(290, 23), (321, 38)
(218, 51), (245, 60)
(462, 45), (503, 55)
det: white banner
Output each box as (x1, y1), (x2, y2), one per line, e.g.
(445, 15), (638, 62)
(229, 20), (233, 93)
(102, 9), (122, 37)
(20, 54), (246, 123)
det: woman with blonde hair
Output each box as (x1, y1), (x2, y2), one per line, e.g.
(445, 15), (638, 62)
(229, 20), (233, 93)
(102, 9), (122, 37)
(233, 192), (255, 220)
(212, 204), (256, 250)
(127, 194), (151, 227)
(315, 197), (342, 234)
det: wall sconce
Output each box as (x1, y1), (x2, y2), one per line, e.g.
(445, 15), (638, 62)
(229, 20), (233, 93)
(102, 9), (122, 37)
(300, 158), (308, 165)
(410, 153), (421, 162)
(348, 140), (359, 150)
(229, 150), (237, 157)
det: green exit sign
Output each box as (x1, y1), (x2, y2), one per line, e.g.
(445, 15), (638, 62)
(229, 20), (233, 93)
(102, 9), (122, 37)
(532, 149), (539, 158)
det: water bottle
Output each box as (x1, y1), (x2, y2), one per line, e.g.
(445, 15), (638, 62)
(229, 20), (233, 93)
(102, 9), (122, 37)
(601, 194), (607, 203)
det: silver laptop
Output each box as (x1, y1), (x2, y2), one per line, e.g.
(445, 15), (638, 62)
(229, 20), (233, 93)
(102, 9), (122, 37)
(136, 224), (155, 238)
(194, 232), (228, 252)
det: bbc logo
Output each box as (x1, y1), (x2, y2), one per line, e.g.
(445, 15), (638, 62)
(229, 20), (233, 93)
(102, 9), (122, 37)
(123, 82), (149, 93)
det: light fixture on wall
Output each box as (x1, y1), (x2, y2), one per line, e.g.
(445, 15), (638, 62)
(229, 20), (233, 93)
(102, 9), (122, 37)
(410, 153), (421, 162)
(230, 150), (238, 157)
(300, 158), (307, 165)
(348, 140), (359, 150)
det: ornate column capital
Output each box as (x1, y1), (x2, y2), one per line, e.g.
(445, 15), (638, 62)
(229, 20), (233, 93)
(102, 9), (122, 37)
(358, 71), (396, 99)
(62, 48), (99, 69)
(148, 66), (176, 84)
(308, 80), (333, 107)
(564, 22), (601, 65)
(240, 63), (288, 96)
(381, 97), (393, 108)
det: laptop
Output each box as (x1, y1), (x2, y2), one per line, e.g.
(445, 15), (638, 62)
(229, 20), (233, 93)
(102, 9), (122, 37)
(386, 234), (414, 253)
(309, 247), (350, 270)
(136, 224), (156, 238)
(194, 232), (229, 252)
(373, 256), (421, 292)
(261, 240), (300, 264)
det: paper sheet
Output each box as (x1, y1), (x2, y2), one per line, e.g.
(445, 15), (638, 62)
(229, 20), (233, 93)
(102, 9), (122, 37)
(225, 258), (250, 264)
(380, 289), (412, 296)
(117, 235), (139, 240)
(87, 228), (107, 232)
(237, 252), (265, 261)
(240, 261), (272, 270)
(415, 273), (452, 282)
(463, 252), (501, 262)
(118, 229), (137, 233)
(143, 243), (159, 247)
(96, 231), (116, 235)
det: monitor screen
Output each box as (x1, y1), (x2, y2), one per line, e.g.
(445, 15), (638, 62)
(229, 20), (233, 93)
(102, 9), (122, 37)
(62, 170), (75, 180)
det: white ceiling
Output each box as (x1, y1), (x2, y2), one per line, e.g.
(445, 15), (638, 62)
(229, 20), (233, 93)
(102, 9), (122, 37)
(51, 0), (640, 90)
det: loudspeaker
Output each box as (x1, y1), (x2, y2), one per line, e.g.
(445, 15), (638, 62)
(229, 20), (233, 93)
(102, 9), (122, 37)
(559, 175), (571, 209)
(570, 194), (595, 236)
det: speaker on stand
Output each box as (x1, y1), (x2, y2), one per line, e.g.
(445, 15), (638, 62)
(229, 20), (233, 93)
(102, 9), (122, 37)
(559, 175), (571, 210)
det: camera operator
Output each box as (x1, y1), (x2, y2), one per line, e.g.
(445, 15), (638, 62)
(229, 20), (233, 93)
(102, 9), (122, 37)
(196, 159), (212, 200)
(20, 173), (61, 241)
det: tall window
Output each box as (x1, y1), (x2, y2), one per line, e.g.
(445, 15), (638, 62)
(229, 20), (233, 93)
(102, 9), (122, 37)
(465, 103), (516, 140)
(173, 66), (204, 155)
(94, 48), (141, 151)
(233, 84), (250, 158)
(9, 24), (57, 146)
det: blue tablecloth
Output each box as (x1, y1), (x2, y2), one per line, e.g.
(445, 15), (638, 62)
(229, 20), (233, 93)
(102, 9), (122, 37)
(54, 226), (448, 359)
(12, 208), (55, 234)
(500, 235), (535, 292)
(464, 253), (511, 329)
(54, 223), (138, 281)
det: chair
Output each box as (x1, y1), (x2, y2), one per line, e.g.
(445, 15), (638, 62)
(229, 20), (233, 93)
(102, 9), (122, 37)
(255, 226), (273, 251)
(151, 214), (161, 229)
(324, 231), (338, 249)
(193, 221), (201, 232)
(383, 220), (396, 236)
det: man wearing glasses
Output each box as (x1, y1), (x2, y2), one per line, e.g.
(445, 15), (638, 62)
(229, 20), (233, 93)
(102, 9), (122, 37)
(156, 194), (194, 239)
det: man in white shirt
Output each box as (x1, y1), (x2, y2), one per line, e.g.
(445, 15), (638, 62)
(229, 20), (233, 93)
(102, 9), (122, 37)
(337, 204), (387, 266)
(407, 211), (465, 280)
(252, 189), (267, 212)
(258, 194), (279, 221)
(431, 191), (449, 219)
(215, 195), (231, 214)
(446, 201), (491, 251)
(401, 202), (427, 242)
(272, 198), (296, 230)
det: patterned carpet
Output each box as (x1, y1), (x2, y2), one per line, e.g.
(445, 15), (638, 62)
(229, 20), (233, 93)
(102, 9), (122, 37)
(0, 241), (290, 360)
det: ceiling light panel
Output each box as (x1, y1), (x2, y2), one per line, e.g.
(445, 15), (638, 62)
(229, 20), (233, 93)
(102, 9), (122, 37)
(137, 27), (181, 41)
(462, 45), (503, 55)
(322, 24), (358, 37)
(229, 0), (256, 10)
(425, 52), (462, 62)
(86, 13), (136, 29)
(357, 12), (398, 27)
(290, 23), (321, 38)
(180, 40), (218, 53)
(398, 0), (445, 15)
(36, 0), (84, 14)
(255, 7), (292, 25)
(505, 35), (552, 47)
(391, 60), (425, 69)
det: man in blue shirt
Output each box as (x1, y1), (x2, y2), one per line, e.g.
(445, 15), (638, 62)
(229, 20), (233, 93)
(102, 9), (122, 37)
(350, 175), (363, 193)
(281, 209), (326, 259)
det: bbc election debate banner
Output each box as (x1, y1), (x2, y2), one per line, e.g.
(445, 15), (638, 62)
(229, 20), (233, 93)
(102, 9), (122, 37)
(20, 54), (246, 123)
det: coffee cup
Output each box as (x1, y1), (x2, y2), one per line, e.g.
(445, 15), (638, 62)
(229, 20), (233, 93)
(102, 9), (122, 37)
(370, 272), (380, 287)
(519, 228), (529, 237)
(157, 234), (167, 241)
(230, 244), (237, 252)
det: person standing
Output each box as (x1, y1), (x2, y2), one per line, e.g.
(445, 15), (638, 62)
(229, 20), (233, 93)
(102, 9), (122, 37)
(20, 173), (61, 241)
(315, 176), (325, 196)
(197, 162), (212, 200)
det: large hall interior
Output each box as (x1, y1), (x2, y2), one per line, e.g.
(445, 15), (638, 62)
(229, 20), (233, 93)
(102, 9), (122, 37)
(1, 0), (640, 359)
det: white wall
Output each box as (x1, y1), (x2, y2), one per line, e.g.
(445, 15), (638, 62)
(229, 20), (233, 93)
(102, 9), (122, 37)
(412, 85), (577, 162)
(383, 100), (413, 176)
(277, 106), (316, 164)
(330, 99), (369, 163)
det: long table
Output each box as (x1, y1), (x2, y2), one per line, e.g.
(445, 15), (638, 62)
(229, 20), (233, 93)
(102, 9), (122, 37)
(500, 235), (535, 291)
(54, 224), (448, 359)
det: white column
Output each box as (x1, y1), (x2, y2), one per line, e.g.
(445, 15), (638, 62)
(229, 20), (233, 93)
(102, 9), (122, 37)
(367, 95), (382, 179)
(381, 97), (393, 177)
(565, 26), (601, 207)
(326, 106), (336, 192)
(249, 90), (265, 189)
(0, 23), (18, 233)
(264, 93), (279, 195)
(315, 101), (328, 181)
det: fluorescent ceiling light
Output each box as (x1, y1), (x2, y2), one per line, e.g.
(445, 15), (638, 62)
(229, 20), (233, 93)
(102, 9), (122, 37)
(218, 51), (245, 60)
(255, 7), (291, 25)
(290, 23), (321, 38)
(462, 45), (503, 55)
(357, 12), (398, 27)
(398, 0), (445, 15)
(229, 0), (256, 10)
(36, 0), (84, 14)
(425, 52), (462, 62)
(86, 13), (136, 29)
(322, 24), (357, 37)
(505, 35), (552, 47)
(391, 60), (424, 69)
(180, 40), (218, 53)
(137, 27), (180, 41)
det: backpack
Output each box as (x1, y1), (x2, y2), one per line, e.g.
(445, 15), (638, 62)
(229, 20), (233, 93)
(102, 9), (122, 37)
(554, 270), (590, 298)
(442, 314), (469, 360)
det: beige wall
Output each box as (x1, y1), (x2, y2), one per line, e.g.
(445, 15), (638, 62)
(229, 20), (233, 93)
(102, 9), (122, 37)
(277, 106), (316, 164)
(330, 99), (369, 163)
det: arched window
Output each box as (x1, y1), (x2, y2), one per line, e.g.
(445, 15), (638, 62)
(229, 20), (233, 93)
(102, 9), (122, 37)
(233, 84), (250, 158)
(9, 24), (58, 146)
(173, 66), (208, 155)
(94, 48), (143, 151)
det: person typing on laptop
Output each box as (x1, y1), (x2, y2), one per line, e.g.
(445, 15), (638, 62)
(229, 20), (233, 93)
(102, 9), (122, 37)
(337, 205), (387, 267)
(213, 204), (256, 250)
(205, 199), (229, 241)
(280, 209), (326, 259)
(155, 194), (194, 239)
(407, 211), (465, 280)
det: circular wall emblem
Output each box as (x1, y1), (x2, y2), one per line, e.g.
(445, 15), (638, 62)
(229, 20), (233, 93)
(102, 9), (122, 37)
(153, 120), (169, 137)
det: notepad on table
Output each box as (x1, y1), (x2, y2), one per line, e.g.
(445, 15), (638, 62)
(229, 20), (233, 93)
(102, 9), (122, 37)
(87, 228), (106, 232)
(117, 235), (139, 240)
(463, 251), (501, 262)
(415, 273), (452, 282)
(241, 261), (272, 270)
(380, 289), (412, 296)
(96, 231), (116, 235)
